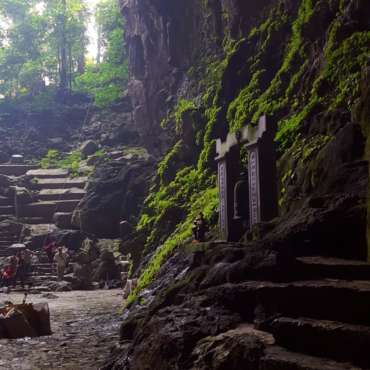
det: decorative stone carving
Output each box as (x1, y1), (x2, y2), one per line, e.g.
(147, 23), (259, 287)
(216, 116), (278, 241)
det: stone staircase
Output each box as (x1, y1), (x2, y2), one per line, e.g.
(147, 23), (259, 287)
(243, 256), (370, 369)
(18, 168), (87, 226)
(0, 222), (22, 259)
(0, 165), (87, 293)
(0, 165), (87, 228)
(0, 164), (37, 223)
(29, 251), (58, 292)
(0, 164), (38, 177)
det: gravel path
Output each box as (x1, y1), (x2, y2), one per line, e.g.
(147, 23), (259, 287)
(0, 290), (123, 370)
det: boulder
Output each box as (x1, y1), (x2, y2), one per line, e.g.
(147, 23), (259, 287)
(80, 140), (99, 159)
(49, 229), (85, 251)
(72, 159), (154, 237)
(191, 325), (274, 370)
(48, 281), (73, 292)
(81, 238), (100, 262)
(15, 187), (34, 210)
(92, 259), (121, 282)
(53, 212), (73, 229)
(0, 302), (51, 339)
(72, 263), (93, 289)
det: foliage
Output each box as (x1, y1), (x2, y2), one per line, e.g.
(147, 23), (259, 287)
(128, 185), (218, 305)
(76, 62), (127, 107)
(40, 149), (60, 169)
(40, 149), (82, 177)
(0, 0), (88, 96)
(173, 99), (196, 131)
(130, 0), (370, 304)
(157, 140), (184, 185)
(0, 0), (128, 108)
(75, 0), (128, 107)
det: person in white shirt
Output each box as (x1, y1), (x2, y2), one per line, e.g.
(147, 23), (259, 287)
(54, 247), (68, 281)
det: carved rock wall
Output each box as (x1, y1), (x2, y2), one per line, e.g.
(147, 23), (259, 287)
(120, 0), (276, 154)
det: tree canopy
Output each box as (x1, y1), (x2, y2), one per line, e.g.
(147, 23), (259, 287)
(0, 0), (128, 108)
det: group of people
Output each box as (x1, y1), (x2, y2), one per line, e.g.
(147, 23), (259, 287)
(0, 238), (69, 291)
(0, 248), (35, 289)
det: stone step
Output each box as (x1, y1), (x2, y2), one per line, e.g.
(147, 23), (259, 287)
(18, 202), (56, 219)
(0, 205), (15, 215)
(0, 251), (11, 257)
(0, 215), (14, 222)
(32, 276), (58, 282)
(31, 271), (55, 276)
(54, 200), (81, 213)
(0, 232), (19, 239)
(9, 285), (51, 294)
(26, 168), (69, 178)
(296, 256), (370, 281)
(34, 177), (87, 190)
(19, 200), (80, 220)
(0, 196), (13, 206)
(26, 223), (56, 235)
(0, 239), (17, 244)
(260, 346), (359, 370)
(36, 270), (54, 275)
(264, 317), (370, 368)
(36, 265), (53, 270)
(33, 263), (53, 268)
(0, 164), (38, 176)
(0, 240), (19, 245)
(18, 217), (52, 225)
(38, 188), (86, 201)
(221, 280), (370, 326)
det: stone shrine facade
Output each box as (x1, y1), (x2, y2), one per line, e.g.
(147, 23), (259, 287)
(215, 116), (278, 241)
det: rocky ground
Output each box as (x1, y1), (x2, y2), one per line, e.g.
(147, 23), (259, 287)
(0, 289), (123, 370)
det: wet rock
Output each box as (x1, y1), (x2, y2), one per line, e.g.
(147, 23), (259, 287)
(0, 290), (123, 369)
(50, 229), (86, 251)
(72, 263), (93, 290)
(72, 159), (155, 238)
(41, 293), (59, 299)
(53, 212), (73, 229)
(191, 325), (274, 370)
(80, 140), (99, 159)
(48, 281), (73, 292)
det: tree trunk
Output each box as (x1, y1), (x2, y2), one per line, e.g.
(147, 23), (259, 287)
(58, 0), (68, 91)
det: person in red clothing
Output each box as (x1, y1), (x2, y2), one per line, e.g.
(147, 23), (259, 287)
(43, 238), (56, 263)
(1, 264), (16, 287)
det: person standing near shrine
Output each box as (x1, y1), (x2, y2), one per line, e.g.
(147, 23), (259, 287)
(192, 213), (209, 242)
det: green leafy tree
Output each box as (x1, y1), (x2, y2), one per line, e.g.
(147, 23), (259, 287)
(75, 0), (128, 107)
(0, 0), (88, 96)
